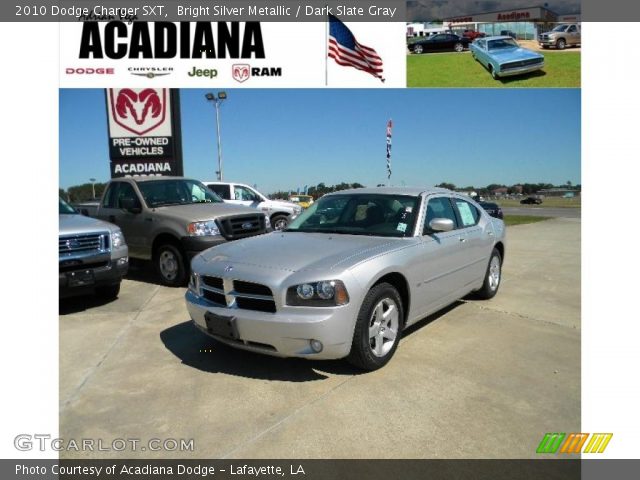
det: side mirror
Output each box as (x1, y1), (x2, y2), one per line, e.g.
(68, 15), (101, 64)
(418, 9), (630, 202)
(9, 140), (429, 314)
(429, 218), (455, 232)
(120, 197), (141, 214)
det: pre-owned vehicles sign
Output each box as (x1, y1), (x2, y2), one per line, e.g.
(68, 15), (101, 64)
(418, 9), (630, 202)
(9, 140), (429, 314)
(105, 88), (183, 177)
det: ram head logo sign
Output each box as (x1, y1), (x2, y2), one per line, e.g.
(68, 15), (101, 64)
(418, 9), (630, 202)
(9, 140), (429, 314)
(109, 88), (167, 135)
(232, 64), (251, 83)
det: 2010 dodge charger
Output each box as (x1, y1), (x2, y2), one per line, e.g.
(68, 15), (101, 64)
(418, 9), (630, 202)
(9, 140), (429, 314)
(185, 187), (506, 370)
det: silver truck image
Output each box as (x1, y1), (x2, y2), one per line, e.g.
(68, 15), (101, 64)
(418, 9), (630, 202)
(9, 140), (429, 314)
(78, 176), (270, 286)
(538, 24), (581, 49)
(186, 187), (506, 370)
(59, 197), (128, 299)
(204, 181), (302, 230)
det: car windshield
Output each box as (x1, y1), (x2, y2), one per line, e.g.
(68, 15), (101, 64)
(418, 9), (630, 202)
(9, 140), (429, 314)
(59, 197), (77, 214)
(488, 38), (519, 50)
(137, 179), (222, 208)
(285, 193), (419, 238)
(552, 25), (569, 32)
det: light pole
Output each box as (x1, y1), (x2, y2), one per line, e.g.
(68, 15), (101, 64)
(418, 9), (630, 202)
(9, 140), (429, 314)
(89, 178), (96, 199)
(205, 92), (227, 181)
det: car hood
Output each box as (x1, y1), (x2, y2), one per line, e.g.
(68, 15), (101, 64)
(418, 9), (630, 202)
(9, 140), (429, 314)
(59, 213), (117, 235)
(152, 202), (260, 222)
(198, 232), (410, 273)
(490, 47), (542, 62)
(268, 199), (299, 210)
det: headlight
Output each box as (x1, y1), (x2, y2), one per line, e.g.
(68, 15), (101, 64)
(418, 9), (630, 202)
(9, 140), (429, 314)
(111, 230), (126, 249)
(187, 220), (220, 236)
(294, 206), (302, 214)
(264, 214), (271, 229)
(188, 272), (201, 295)
(286, 280), (349, 307)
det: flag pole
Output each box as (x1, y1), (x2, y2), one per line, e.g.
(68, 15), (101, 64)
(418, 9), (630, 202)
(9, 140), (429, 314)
(325, 13), (329, 86)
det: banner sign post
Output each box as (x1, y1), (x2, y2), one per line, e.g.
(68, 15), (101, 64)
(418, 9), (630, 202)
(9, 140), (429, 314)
(105, 88), (183, 177)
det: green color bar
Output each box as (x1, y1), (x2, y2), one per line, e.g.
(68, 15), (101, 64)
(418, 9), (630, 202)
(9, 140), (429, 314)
(536, 433), (566, 453)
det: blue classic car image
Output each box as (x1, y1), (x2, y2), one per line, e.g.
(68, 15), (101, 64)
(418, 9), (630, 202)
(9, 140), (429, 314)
(470, 36), (544, 79)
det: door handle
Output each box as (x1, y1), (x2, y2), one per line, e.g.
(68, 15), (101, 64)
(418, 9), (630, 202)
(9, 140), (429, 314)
(459, 237), (466, 243)
(487, 231), (494, 236)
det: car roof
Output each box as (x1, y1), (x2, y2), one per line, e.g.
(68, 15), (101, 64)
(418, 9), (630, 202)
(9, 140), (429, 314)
(325, 186), (454, 197)
(484, 36), (515, 41)
(125, 176), (195, 183)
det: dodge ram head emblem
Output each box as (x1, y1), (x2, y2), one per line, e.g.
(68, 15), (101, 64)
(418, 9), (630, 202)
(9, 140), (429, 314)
(232, 64), (250, 83)
(110, 88), (167, 135)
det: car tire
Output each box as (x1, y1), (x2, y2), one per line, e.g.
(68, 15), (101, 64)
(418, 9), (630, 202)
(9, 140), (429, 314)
(413, 44), (423, 54)
(347, 283), (404, 371)
(155, 243), (187, 287)
(556, 38), (566, 50)
(541, 45), (549, 49)
(454, 42), (464, 52)
(271, 214), (289, 231)
(490, 65), (499, 80)
(96, 283), (120, 300)
(476, 248), (502, 300)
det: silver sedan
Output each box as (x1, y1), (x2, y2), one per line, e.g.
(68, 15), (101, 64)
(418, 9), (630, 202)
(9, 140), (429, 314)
(185, 187), (506, 370)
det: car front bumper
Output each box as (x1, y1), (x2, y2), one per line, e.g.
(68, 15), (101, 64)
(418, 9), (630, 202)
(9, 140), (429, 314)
(497, 62), (544, 77)
(59, 256), (128, 297)
(185, 290), (357, 360)
(538, 39), (556, 46)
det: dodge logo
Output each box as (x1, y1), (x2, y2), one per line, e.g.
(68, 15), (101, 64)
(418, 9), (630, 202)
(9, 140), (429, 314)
(109, 88), (167, 135)
(232, 64), (250, 83)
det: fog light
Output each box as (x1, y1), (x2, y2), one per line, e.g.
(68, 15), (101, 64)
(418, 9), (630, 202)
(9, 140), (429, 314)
(310, 339), (323, 353)
(117, 257), (128, 266)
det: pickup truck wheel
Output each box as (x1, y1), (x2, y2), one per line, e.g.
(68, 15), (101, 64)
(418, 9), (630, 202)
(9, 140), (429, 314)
(454, 42), (464, 52)
(347, 283), (403, 371)
(155, 244), (187, 287)
(556, 38), (566, 50)
(476, 248), (502, 300)
(96, 283), (120, 300)
(271, 215), (289, 231)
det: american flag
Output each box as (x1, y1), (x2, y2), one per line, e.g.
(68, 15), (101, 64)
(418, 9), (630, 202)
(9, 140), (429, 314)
(328, 14), (384, 82)
(386, 119), (393, 179)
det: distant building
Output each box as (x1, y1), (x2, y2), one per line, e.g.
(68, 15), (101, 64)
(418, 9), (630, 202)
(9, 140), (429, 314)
(536, 188), (580, 197)
(493, 187), (509, 196)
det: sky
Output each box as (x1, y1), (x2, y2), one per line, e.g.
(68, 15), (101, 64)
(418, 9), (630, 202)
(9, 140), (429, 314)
(59, 88), (580, 194)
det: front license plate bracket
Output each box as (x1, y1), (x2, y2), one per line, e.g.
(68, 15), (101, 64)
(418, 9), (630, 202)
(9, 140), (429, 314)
(204, 312), (240, 340)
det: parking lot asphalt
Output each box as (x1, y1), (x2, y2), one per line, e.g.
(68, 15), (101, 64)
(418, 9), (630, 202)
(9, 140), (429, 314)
(59, 217), (580, 459)
(503, 206), (581, 218)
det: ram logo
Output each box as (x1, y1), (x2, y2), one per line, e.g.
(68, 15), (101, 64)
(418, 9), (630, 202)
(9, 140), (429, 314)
(110, 88), (167, 135)
(232, 64), (250, 83)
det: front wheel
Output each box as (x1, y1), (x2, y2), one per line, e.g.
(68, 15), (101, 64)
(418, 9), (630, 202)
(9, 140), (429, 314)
(556, 39), (566, 50)
(271, 214), (290, 231)
(476, 248), (502, 299)
(413, 44), (423, 54)
(347, 283), (403, 371)
(155, 243), (187, 287)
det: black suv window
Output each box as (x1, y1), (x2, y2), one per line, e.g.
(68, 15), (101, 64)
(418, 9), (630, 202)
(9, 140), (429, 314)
(102, 183), (120, 209)
(424, 196), (457, 234)
(117, 182), (140, 209)
(209, 184), (231, 200)
(454, 199), (480, 227)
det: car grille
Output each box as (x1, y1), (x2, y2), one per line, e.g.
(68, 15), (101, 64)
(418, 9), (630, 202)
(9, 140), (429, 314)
(501, 58), (543, 70)
(200, 276), (276, 313)
(59, 232), (109, 256)
(217, 214), (266, 240)
(539, 34), (549, 41)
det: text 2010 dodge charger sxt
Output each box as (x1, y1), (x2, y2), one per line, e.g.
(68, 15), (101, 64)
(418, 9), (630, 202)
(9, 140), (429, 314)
(185, 187), (506, 370)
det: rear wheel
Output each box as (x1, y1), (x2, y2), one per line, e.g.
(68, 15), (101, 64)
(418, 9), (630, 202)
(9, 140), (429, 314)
(155, 243), (187, 287)
(454, 42), (464, 52)
(413, 44), (423, 54)
(348, 283), (403, 371)
(476, 248), (502, 299)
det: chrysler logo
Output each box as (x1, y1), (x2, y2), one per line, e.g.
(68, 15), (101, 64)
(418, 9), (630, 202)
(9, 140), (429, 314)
(224, 265), (233, 273)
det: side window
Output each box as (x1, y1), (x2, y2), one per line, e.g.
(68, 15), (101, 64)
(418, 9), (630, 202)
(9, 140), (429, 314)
(423, 197), (457, 235)
(102, 183), (119, 208)
(568, 25), (576, 32)
(209, 184), (231, 200)
(234, 186), (256, 201)
(116, 183), (140, 209)
(454, 199), (480, 227)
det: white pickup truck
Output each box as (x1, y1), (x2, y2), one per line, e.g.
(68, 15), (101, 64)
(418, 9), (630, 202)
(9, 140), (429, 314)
(204, 182), (302, 230)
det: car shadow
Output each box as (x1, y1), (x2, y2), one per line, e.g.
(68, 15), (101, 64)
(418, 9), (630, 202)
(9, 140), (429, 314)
(160, 321), (364, 382)
(401, 300), (465, 338)
(59, 293), (120, 315)
(124, 259), (167, 286)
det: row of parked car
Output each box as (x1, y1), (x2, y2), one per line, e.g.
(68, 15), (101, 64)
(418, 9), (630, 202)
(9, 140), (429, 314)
(59, 178), (507, 370)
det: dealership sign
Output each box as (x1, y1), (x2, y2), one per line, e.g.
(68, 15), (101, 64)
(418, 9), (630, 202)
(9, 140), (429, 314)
(106, 88), (183, 177)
